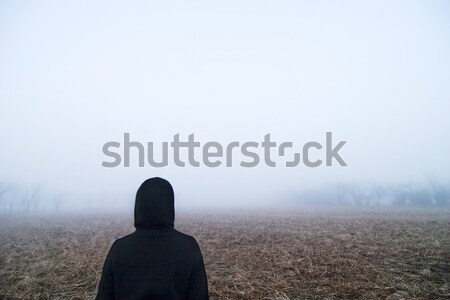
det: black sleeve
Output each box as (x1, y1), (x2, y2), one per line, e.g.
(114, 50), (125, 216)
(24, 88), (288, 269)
(186, 240), (209, 300)
(95, 242), (116, 300)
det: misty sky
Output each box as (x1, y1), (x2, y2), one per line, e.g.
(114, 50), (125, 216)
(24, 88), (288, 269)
(0, 1), (449, 208)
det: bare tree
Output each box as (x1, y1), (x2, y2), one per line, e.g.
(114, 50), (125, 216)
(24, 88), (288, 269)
(392, 184), (411, 206)
(335, 183), (374, 206)
(5, 186), (20, 214)
(429, 181), (449, 206)
(348, 185), (364, 206)
(410, 187), (432, 206)
(0, 180), (15, 214)
(334, 183), (351, 205)
(371, 184), (385, 206)
(53, 193), (64, 212)
(20, 186), (41, 213)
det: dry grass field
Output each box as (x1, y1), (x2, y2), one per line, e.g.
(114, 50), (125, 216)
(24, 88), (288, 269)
(0, 209), (449, 299)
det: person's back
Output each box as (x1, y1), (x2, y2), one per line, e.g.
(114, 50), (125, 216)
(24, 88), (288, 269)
(96, 177), (209, 300)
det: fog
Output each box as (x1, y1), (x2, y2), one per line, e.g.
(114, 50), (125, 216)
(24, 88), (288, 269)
(1, 1), (449, 212)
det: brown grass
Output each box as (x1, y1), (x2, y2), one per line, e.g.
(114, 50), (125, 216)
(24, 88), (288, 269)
(0, 209), (449, 299)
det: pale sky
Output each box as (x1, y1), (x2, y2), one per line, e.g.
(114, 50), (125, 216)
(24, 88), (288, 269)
(0, 0), (449, 209)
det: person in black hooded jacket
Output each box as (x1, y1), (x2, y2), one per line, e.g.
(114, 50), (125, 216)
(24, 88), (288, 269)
(95, 177), (209, 300)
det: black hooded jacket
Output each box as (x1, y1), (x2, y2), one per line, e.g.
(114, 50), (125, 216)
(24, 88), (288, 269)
(96, 177), (209, 300)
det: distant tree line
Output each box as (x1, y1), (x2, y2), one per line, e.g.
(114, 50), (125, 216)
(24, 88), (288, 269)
(1, 178), (449, 214)
(0, 180), (66, 214)
(0, 180), (41, 214)
(298, 180), (450, 207)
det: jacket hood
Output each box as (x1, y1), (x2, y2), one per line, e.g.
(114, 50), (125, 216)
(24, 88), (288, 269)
(134, 177), (174, 229)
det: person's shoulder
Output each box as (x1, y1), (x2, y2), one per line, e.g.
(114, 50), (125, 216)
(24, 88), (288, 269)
(107, 232), (134, 251)
(173, 230), (201, 248)
(113, 232), (134, 242)
(172, 231), (204, 260)
(173, 229), (195, 240)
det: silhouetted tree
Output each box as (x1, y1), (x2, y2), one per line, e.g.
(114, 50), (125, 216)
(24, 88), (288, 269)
(335, 183), (351, 205)
(410, 187), (432, 206)
(371, 184), (385, 206)
(392, 184), (411, 206)
(0, 180), (14, 214)
(53, 193), (64, 212)
(429, 181), (449, 206)
(20, 186), (40, 213)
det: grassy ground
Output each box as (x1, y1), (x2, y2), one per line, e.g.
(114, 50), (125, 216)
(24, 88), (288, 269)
(0, 209), (449, 299)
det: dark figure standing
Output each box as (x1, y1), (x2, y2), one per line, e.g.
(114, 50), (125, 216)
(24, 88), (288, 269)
(96, 177), (209, 300)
